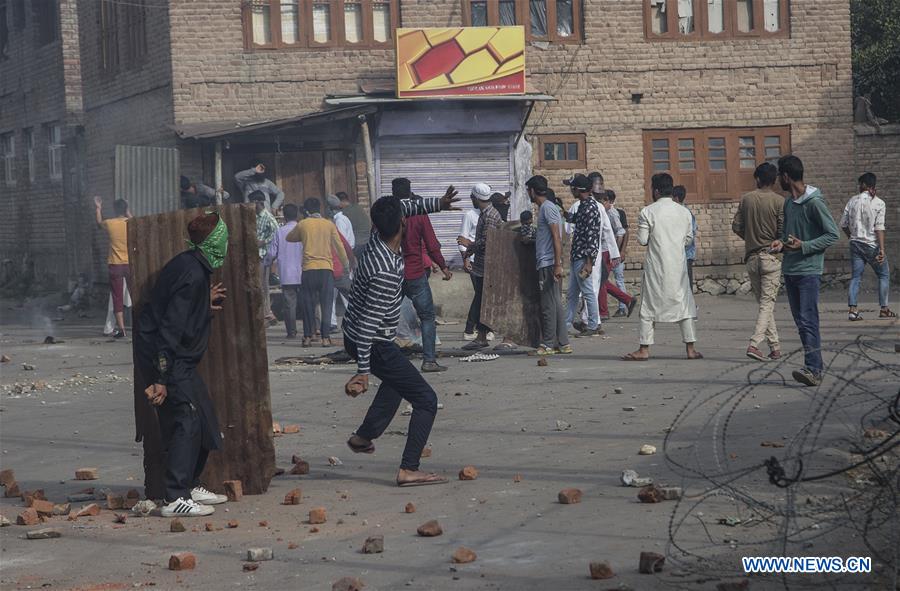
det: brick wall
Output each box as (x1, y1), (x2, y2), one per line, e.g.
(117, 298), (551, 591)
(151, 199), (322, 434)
(855, 125), (900, 283)
(0, 0), (82, 290)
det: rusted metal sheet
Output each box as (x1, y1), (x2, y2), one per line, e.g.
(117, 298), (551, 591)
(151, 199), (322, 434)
(129, 204), (275, 498)
(481, 226), (541, 347)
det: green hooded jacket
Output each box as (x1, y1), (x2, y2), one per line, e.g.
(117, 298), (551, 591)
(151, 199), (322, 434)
(781, 185), (839, 276)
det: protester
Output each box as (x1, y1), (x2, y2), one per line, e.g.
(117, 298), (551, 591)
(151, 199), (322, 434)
(672, 185), (698, 288)
(338, 192), (372, 260)
(287, 197), (349, 347)
(606, 190), (630, 317)
(518, 210), (536, 242)
(136, 212), (229, 517)
(327, 194), (356, 250)
(180, 175), (228, 209)
(94, 196), (132, 339)
(623, 173), (702, 361)
(598, 191), (637, 319)
(327, 193), (357, 328)
(343, 186), (459, 487)
(526, 175), (571, 355)
(234, 162), (284, 212)
(565, 174), (603, 338)
(250, 191), (279, 325)
(490, 191), (511, 222)
(271, 203), (304, 339)
(564, 180), (612, 332)
(458, 183), (503, 350)
(840, 172), (894, 320)
(398, 180), (453, 372)
(769, 155), (839, 387)
(732, 162), (784, 361)
(457, 201), (484, 341)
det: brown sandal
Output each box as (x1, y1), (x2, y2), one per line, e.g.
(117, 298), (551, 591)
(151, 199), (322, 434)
(397, 473), (449, 487)
(879, 308), (897, 319)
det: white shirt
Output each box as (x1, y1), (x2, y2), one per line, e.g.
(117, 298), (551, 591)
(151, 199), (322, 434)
(334, 211), (355, 249)
(607, 206), (626, 237)
(840, 191), (885, 247)
(458, 208), (480, 260)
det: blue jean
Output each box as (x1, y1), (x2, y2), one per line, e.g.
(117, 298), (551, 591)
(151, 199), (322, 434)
(784, 274), (823, 375)
(403, 275), (437, 363)
(848, 241), (890, 308)
(567, 258), (599, 330)
(613, 261), (627, 312)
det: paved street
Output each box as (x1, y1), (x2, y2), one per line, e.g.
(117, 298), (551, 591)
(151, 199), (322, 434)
(0, 292), (896, 591)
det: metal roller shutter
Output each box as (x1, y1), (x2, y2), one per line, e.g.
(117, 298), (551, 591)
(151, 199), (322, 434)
(376, 135), (514, 268)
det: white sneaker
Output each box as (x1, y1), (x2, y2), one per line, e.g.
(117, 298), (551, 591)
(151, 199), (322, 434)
(463, 331), (476, 341)
(191, 486), (228, 506)
(161, 497), (215, 517)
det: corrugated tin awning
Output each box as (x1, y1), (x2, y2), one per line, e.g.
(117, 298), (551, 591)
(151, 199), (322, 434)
(325, 93), (555, 106)
(172, 105), (378, 141)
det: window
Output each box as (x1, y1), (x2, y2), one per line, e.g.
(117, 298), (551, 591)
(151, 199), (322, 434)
(100, 0), (119, 72)
(47, 124), (62, 181)
(24, 128), (34, 183)
(643, 126), (790, 202)
(124, 0), (147, 67)
(536, 133), (586, 169)
(1, 132), (14, 186)
(644, 0), (788, 40)
(32, 0), (58, 45)
(1, 0), (9, 60)
(462, 0), (582, 43)
(243, 0), (399, 49)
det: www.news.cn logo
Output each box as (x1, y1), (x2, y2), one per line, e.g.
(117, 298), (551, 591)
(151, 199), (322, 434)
(742, 556), (872, 574)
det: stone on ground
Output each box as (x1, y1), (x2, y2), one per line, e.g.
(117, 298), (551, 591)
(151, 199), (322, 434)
(168, 552), (196, 571)
(558, 488), (582, 504)
(417, 520), (443, 537)
(451, 546), (477, 564)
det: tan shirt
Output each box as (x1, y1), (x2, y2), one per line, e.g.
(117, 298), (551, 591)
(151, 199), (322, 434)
(286, 216), (348, 272)
(732, 189), (785, 257)
(101, 218), (129, 265)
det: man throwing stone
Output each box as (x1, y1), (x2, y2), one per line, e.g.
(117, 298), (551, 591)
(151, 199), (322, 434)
(136, 212), (230, 517)
(623, 173), (702, 361)
(343, 186), (459, 487)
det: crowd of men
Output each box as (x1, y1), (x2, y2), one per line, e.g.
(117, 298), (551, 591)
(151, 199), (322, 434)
(103, 154), (892, 516)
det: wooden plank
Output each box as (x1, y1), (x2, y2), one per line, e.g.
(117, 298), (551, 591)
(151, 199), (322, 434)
(129, 204), (276, 498)
(481, 226), (542, 347)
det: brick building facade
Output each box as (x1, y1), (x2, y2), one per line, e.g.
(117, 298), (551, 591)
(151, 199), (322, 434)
(1, 0), (884, 291)
(0, 0), (86, 290)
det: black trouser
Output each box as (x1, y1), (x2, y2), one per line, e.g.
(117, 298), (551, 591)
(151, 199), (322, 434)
(158, 399), (209, 503)
(345, 338), (437, 471)
(465, 274), (478, 334)
(466, 274), (491, 335)
(282, 284), (302, 337)
(301, 269), (334, 339)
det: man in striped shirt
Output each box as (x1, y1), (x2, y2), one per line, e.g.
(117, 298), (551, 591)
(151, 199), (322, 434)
(343, 183), (459, 487)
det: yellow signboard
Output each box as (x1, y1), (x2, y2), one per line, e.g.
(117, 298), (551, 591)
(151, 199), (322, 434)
(396, 27), (526, 99)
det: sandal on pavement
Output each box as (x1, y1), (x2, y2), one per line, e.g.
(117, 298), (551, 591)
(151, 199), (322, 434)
(848, 311), (863, 321)
(621, 352), (649, 361)
(397, 474), (449, 487)
(879, 308), (897, 319)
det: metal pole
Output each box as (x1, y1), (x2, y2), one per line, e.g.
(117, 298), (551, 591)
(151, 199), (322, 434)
(214, 141), (223, 205)
(358, 115), (377, 206)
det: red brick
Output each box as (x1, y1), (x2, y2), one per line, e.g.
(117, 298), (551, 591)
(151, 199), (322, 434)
(332, 577), (366, 591)
(639, 552), (665, 574)
(558, 488), (582, 504)
(76, 503), (101, 517)
(204, 522), (214, 532)
(272, 422), (282, 434)
(638, 485), (663, 504)
(404, 502), (416, 514)
(243, 562), (259, 572)
(308, 507), (327, 524)
(75, 468), (99, 480)
(290, 461), (310, 475)
(223, 480), (243, 502)
(452, 547), (477, 564)
(283, 424), (300, 434)
(589, 561), (614, 580)
(4, 482), (21, 498)
(31, 500), (55, 516)
(17, 508), (40, 526)
(0, 469), (14, 488)
(227, 520), (239, 528)
(458, 466), (479, 481)
(170, 519), (186, 533)
(259, 520), (269, 527)
(169, 552), (196, 571)
(417, 520), (442, 537)
(106, 494), (125, 510)
(23, 490), (46, 507)
(283, 488), (302, 505)
(288, 542), (298, 549)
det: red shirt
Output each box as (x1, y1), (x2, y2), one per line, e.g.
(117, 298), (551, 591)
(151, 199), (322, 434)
(402, 214), (445, 280)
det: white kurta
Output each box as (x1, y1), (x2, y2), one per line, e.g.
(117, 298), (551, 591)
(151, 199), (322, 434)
(637, 197), (695, 322)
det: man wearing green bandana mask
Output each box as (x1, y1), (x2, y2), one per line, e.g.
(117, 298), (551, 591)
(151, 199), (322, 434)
(135, 212), (231, 517)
